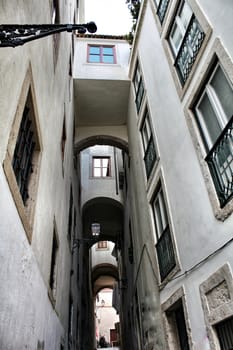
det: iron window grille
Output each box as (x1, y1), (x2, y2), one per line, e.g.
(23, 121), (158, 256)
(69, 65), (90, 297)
(155, 0), (170, 24)
(88, 45), (116, 64)
(169, 1), (205, 85)
(194, 63), (233, 207)
(156, 225), (176, 281)
(153, 186), (176, 281)
(141, 110), (157, 178)
(215, 316), (233, 350)
(205, 117), (233, 207)
(133, 61), (145, 113)
(12, 105), (36, 204)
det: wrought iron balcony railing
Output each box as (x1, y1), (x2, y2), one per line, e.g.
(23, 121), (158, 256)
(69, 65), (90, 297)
(156, 225), (176, 281)
(206, 117), (233, 208)
(175, 15), (205, 85)
(144, 136), (157, 178)
(157, 0), (170, 24)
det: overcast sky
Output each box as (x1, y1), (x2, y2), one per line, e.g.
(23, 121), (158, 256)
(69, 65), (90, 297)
(85, 0), (133, 35)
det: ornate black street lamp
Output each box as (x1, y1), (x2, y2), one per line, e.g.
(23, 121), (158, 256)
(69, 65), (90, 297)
(0, 21), (97, 47)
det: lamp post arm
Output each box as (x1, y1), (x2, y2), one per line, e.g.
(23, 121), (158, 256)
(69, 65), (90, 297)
(0, 22), (97, 47)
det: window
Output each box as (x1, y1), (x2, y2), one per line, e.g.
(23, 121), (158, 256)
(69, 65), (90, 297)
(152, 184), (176, 281)
(168, 0), (205, 84)
(3, 74), (42, 243)
(92, 157), (111, 177)
(133, 61), (145, 112)
(68, 187), (73, 249)
(97, 241), (108, 249)
(49, 225), (59, 305)
(61, 116), (66, 162)
(52, 0), (60, 59)
(164, 299), (190, 349)
(194, 62), (233, 207)
(215, 316), (233, 350)
(154, 0), (170, 24)
(88, 45), (116, 64)
(12, 104), (36, 204)
(141, 108), (157, 178)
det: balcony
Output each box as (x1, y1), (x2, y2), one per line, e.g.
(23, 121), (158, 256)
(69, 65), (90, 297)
(206, 117), (233, 207)
(175, 15), (205, 85)
(156, 225), (176, 281)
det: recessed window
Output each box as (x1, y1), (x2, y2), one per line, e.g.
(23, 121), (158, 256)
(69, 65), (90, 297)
(61, 116), (66, 162)
(133, 60), (145, 112)
(88, 45), (116, 64)
(97, 241), (108, 249)
(168, 0), (205, 85)
(3, 76), (42, 243)
(165, 299), (190, 349)
(49, 224), (59, 305)
(215, 316), (233, 350)
(12, 104), (37, 204)
(92, 157), (111, 177)
(140, 108), (157, 178)
(152, 184), (176, 281)
(194, 62), (233, 207)
(154, 0), (170, 23)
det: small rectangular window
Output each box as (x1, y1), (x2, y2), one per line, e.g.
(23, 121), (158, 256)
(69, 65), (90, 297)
(152, 184), (176, 281)
(49, 226), (59, 304)
(92, 157), (111, 177)
(140, 108), (157, 178)
(97, 241), (108, 249)
(154, 0), (170, 23)
(133, 61), (145, 112)
(88, 45), (116, 64)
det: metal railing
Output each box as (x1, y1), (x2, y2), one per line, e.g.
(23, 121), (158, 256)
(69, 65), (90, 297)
(156, 225), (176, 281)
(175, 15), (205, 85)
(144, 136), (157, 178)
(206, 117), (233, 207)
(157, 0), (170, 24)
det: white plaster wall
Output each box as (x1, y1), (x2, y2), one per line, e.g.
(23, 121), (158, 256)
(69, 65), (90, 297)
(73, 37), (130, 80)
(0, 166), (64, 349)
(0, 0), (77, 348)
(91, 241), (117, 268)
(128, 1), (233, 348)
(81, 146), (124, 207)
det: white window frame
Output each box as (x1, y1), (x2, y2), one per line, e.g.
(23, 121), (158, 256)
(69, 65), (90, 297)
(195, 62), (233, 151)
(169, 0), (193, 55)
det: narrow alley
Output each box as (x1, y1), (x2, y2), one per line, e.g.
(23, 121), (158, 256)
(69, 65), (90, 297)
(1, 0), (233, 350)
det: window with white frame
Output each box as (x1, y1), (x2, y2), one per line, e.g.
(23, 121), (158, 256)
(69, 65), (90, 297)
(152, 184), (176, 281)
(133, 60), (145, 112)
(168, 0), (205, 85)
(92, 157), (111, 177)
(88, 45), (116, 64)
(141, 108), (157, 178)
(194, 61), (233, 207)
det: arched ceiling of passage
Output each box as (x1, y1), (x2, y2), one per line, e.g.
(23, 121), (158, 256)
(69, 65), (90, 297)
(92, 263), (118, 296)
(82, 197), (123, 242)
(74, 134), (128, 154)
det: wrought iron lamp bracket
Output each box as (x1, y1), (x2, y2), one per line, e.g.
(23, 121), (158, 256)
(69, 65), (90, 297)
(0, 22), (97, 47)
